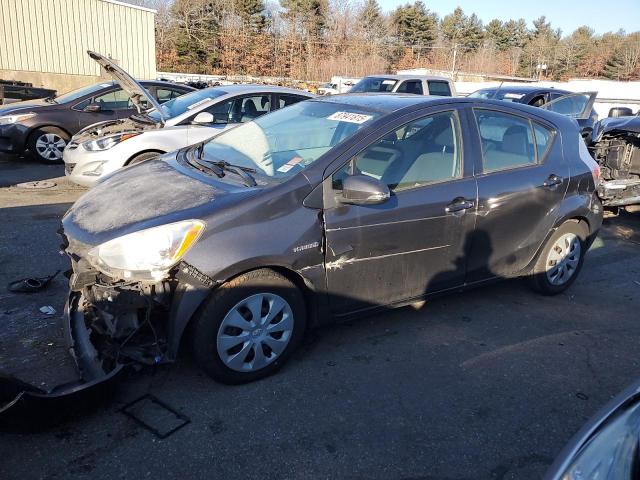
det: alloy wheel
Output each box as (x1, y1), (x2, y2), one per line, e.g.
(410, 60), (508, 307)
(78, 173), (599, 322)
(35, 133), (66, 161)
(546, 233), (581, 286)
(216, 293), (294, 372)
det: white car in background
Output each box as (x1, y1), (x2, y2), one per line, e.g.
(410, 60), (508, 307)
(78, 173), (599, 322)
(64, 52), (314, 187)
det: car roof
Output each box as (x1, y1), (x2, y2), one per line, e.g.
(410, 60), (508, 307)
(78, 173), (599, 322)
(363, 74), (451, 82)
(310, 93), (577, 128)
(474, 85), (572, 95)
(198, 84), (313, 96)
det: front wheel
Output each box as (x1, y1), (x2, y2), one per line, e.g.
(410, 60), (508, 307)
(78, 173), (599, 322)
(529, 220), (589, 295)
(127, 151), (162, 166)
(28, 126), (70, 163)
(192, 269), (307, 384)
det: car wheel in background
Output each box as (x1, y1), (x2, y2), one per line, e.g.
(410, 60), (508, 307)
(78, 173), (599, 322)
(530, 220), (589, 295)
(28, 126), (70, 164)
(192, 269), (307, 384)
(127, 151), (162, 166)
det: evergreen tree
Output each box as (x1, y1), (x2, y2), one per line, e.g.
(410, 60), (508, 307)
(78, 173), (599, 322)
(391, 1), (438, 47)
(358, 0), (387, 43)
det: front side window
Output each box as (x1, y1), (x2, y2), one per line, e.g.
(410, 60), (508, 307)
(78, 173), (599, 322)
(199, 101), (380, 178)
(93, 89), (130, 110)
(333, 111), (462, 192)
(396, 81), (424, 95)
(203, 94), (271, 124)
(427, 81), (451, 96)
(474, 109), (545, 172)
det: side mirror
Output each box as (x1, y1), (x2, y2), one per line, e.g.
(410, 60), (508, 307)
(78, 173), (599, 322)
(608, 107), (633, 118)
(83, 103), (101, 113)
(339, 175), (390, 205)
(192, 111), (214, 124)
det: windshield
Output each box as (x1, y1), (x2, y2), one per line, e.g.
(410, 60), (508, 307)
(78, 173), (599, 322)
(468, 89), (526, 102)
(350, 77), (398, 93)
(147, 88), (227, 121)
(54, 82), (116, 103)
(199, 101), (381, 179)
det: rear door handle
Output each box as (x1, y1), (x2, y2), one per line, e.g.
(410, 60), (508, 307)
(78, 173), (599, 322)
(445, 198), (475, 213)
(543, 174), (563, 188)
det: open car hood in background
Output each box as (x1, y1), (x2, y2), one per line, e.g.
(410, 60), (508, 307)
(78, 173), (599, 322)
(540, 91), (597, 120)
(87, 50), (165, 123)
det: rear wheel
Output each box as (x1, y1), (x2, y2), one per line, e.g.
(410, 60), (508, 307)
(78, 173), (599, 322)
(192, 269), (307, 384)
(28, 126), (70, 163)
(530, 220), (589, 295)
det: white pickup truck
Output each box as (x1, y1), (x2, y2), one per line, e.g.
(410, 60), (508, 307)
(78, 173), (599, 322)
(349, 75), (457, 97)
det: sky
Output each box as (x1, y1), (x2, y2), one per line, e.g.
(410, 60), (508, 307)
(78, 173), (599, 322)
(377, 0), (640, 36)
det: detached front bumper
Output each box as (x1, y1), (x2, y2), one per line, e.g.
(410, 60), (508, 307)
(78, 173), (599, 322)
(0, 293), (124, 417)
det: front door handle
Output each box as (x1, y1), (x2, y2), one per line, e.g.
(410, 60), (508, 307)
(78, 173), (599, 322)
(445, 198), (475, 213)
(543, 174), (563, 188)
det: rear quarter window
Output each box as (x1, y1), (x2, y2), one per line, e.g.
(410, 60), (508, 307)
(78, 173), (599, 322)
(427, 81), (451, 96)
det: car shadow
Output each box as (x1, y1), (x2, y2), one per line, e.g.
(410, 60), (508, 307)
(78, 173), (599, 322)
(0, 153), (65, 187)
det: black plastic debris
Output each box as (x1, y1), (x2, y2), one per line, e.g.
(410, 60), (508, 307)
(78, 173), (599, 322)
(8, 270), (60, 294)
(121, 394), (190, 439)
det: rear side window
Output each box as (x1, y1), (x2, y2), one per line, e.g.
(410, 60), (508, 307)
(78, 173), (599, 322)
(156, 88), (181, 104)
(396, 81), (423, 95)
(427, 81), (451, 96)
(474, 109), (537, 172)
(278, 95), (306, 108)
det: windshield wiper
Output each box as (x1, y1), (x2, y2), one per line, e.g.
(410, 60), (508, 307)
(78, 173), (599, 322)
(190, 146), (257, 187)
(201, 160), (257, 187)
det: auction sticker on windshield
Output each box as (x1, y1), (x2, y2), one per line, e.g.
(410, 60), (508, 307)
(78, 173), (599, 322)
(327, 112), (372, 124)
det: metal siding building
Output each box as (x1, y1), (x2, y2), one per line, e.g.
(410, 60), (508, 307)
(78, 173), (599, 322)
(0, 0), (156, 90)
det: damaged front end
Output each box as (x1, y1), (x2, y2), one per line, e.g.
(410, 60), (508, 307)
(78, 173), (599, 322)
(590, 118), (640, 209)
(1, 227), (208, 418)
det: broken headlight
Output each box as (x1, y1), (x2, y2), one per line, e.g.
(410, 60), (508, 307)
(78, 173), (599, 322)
(83, 133), (140, 151)
(87, 220), (205, 280)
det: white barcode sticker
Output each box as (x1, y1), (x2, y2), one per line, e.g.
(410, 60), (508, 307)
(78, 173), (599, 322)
(327, 111), (372, 124)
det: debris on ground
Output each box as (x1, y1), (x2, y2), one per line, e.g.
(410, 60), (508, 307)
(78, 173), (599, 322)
(38, 306), (56, 315)
(15, 180), (57, 189)
(8, 270), (60, 294)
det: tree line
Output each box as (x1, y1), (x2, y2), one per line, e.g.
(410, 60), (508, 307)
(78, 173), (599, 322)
(132, 0), (640, 81)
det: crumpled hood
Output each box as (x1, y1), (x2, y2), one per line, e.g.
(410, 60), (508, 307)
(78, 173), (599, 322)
(599, 115), (640, 135)
(62, 157), (257, 246)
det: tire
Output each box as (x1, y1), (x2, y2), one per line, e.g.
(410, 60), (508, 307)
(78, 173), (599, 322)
(529, 220), (589, 295)
(127, 151), (162, 166)
(192, 269), (307, 384)
(27, 126), (70, 164)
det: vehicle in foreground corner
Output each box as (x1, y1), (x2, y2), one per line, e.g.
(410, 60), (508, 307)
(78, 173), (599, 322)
(64, 52), (313, 186)
(350, 75), (456, 96)
(1, 93), (602, 412)
(0, 76), (193, 163)
(545, 377), (640, 480)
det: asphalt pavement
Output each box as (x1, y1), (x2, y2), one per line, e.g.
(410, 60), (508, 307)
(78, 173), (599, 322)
(0, 155), (639, 480)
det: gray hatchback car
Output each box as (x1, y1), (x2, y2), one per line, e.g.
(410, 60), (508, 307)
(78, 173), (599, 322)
(46, 94), (602, 394)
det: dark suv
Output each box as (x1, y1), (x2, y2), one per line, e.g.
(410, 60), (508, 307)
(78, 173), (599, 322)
(0, 81), (194, 162)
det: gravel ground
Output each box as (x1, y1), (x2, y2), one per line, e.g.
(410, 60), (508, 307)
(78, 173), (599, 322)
(0, 154), (639, 480)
